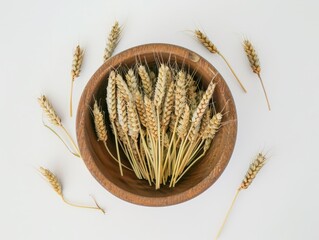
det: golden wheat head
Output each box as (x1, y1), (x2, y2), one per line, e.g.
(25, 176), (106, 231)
(93, 100), (108, 142)
(243, 39), (261, 74)
(71, 45), (84, 80)
(195, 30), (219, 54)
(240, 153), (266, 190)
(40, 167), (62, 196)
(38, 95), (62, 126)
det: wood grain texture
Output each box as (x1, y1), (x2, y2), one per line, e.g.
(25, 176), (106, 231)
(76, 43), (237, 206)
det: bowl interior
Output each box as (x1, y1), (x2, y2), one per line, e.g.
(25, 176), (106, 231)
(76, 43), (237, 206)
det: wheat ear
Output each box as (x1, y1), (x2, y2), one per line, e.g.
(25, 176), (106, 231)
(243, 39), (270, 110)
(195, 30), (247, 93)
(138, 65), (153, 98)
(189, 78), (216, 140)
(161, 81), (175, 131)
(38, 95), (62, 126)
(125, 69), (138, 93)
(93, 100), (108, 142)
(175, 71), (187, 117)
(39, 167), (104, 213)
(214, 153), (266, 240)
(104, 21), (121, 62)
(154, 64), (168, 108)
(70, 45), (84, 117)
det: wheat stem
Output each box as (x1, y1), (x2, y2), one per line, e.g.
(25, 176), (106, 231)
(218, 52), (247, 93)
(70, 79), (74, 117)
(214, 189), (241, 240)
(43, 121), (80, 158)
(61, 195), (105, 214)
(258, 74), (271, 111)
(61, 125), (81, 157)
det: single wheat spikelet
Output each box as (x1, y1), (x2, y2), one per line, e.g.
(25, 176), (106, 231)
(195, 29), (247, 93)
(175, 71), (187, 117)
(177, 104), (190, 138)
(153, 64), (168, 107)
(93, 100), (108, 142)
(104, 21), (121, 62)
(144, 96), (157, 139)
(71, 45), (84, 80)
(134, 90), (147, 127)
(40, 167), (105, 214)
(38, 95), (62, 126)
(243, 39), (261, 74)
(106, 71), (117, 121)
(138, 65), (153, 98)
(125, 69), (138, 93)
(214, 152), (267, 239)
(195, 30), (219, 54)
(162, 81), (175, 131)
(40, 167), (62, 196)
(243, 39), (271, 110)
(240, 153), (266, 190)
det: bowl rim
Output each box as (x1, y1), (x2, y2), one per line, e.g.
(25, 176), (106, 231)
(76, 43), (237, 206)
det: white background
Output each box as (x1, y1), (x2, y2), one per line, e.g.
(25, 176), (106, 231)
(1, 0), (318, 239)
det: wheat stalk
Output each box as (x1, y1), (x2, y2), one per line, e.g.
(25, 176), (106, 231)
(39, 167), (104, 213)
(243, 39), (271, 110)
(38, 95), (80, 157)
(106, 71), (123, 175)
(215, 153), (267, 239)
(104, 21), (121, 62)
(70, 45), (84, 117)
(106, 71), (117, 121)
(195, 29), (247, 93)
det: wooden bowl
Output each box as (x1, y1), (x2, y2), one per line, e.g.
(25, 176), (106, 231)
(76, 43), (237, 206)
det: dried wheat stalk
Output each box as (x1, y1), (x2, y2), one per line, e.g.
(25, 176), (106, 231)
(243, 39), (271, 110)
(39, 167), (104, 213)
(215, 153), (267, 239)
(195, 29), (247, 93)
(70, 45), (84, 117)
(104, 21), (121, 62)
(38, 95), (80, 157)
